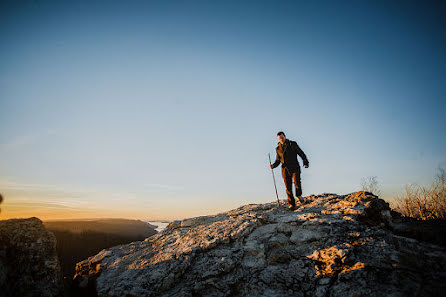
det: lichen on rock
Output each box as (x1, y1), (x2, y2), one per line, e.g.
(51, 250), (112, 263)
(73, 191), (446, 297)
(0, 217), (64, 297)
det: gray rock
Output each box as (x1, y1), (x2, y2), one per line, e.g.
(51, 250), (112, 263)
(0, 217), (63, 297)
(73, 191), (446, 297)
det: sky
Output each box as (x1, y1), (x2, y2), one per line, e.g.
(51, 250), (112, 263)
(1, 0), (445, 221)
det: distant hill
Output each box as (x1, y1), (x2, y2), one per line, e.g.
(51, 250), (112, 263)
(42, 218), (158, 279)
(43, 218), (157, 238)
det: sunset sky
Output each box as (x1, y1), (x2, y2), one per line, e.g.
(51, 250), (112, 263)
(1, 0), (445, 221)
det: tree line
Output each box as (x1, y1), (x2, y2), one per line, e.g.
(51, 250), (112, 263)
(49, 228), (150, 278)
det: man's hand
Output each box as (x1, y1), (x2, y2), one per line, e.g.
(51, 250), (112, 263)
(270, 164), (274, 169)
(304, 165), (309, 168)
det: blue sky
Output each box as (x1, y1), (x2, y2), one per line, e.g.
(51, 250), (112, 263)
(1, 0), (445, 220)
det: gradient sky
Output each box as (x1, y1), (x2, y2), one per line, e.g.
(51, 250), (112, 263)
(1, 0), (445, 221)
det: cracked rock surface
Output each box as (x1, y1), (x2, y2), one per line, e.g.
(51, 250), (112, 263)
(73, 191), (446, 297)
(0, 217), (64, 297)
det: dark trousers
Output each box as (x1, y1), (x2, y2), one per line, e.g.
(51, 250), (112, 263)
(282, 167), (302, 207)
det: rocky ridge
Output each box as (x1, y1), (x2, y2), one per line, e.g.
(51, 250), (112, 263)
(0, 217), (63, 297)
(73, 191), (446, 297)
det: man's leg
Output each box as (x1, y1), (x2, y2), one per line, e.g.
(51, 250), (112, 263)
(293, 171), (303, 203)
(283, 169), (295, 207)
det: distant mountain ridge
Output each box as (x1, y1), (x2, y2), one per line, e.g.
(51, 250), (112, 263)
(43, 218), (157, 238)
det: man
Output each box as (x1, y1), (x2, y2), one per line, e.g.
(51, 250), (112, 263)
(270, 131), (309, 210)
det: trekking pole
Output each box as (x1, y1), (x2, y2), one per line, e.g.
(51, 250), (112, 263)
(268, 153), (281, 207)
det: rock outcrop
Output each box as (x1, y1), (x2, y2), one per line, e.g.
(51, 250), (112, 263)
(0, 217), (63, 297)
(73, 192), (446, 297)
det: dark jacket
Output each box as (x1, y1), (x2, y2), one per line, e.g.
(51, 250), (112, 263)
(271, 139), (309, 174)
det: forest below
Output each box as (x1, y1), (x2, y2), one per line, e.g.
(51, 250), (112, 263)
(44, 219), (158, 278)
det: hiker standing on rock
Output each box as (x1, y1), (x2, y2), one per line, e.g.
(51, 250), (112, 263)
(270, 131), (309, 210)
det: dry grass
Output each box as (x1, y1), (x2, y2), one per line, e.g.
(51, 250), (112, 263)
(360, 176), (381, 196)
(392, 168), (446, 220)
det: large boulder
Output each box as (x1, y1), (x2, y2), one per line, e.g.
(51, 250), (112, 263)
(0, 217), (63, 297)
(73, 191), (446, 297)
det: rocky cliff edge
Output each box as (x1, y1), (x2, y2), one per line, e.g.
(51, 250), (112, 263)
(0, 217), (63, 297)
(73, 191), (446, 297)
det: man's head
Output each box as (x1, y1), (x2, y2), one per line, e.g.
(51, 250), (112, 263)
(277, 131), (286, 144)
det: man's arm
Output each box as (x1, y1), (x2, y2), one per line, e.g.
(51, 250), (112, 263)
(294, 142), (309, 166)
(271, 148), (281, 168)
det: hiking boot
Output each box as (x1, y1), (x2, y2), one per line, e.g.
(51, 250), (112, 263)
(288, 204), (296, 211)
(297, 196), (305, 204)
